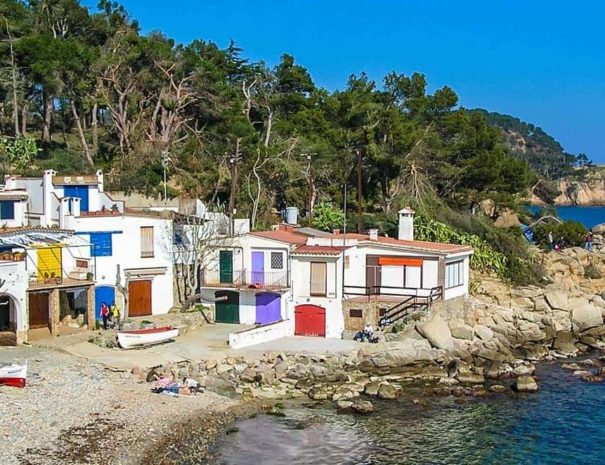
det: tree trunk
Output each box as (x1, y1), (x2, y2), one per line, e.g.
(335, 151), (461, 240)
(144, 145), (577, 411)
(20, 103), (27, 135)
(5, 19), (20, 136)
(71, 100), (95, 167)
(42, 92), (53, 143)
(228, 138), (241, 235)
(91, 102), (98, 155)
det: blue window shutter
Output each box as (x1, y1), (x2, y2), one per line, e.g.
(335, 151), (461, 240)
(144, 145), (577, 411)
(0, 201), (15, 220)
(90, 233), (112, 257)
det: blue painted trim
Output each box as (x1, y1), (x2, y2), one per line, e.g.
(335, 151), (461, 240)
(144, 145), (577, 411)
(75, 231), (123, 235)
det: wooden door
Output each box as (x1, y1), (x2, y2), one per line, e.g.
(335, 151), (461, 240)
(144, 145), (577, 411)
(128, 280), (152, 317)
(215, 290), (240, 323)
(219, 250), (233, 284)
(29, 292), (50, 329)
(295, 305), (326, 337)
(366, 256), (381, 295)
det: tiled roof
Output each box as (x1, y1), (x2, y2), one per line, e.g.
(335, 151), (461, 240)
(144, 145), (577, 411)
(249, 230), (308, 245)
(328, 233), (473, 254)
(292, 245), (345, 256)
(0, 190), (27, 201)
(0, 226), (74, 236)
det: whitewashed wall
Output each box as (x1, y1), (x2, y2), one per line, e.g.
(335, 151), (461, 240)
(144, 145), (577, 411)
(0, 261), (27, 337)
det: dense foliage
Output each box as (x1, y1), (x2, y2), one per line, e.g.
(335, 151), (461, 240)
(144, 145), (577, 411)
(476, 110), (585, 180)
(0, 0), (537, 232)
(533, 220), (588, 248)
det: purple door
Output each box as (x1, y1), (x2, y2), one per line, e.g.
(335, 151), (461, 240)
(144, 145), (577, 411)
(251, 251), (264, 285)
(255, 293), (281, 325)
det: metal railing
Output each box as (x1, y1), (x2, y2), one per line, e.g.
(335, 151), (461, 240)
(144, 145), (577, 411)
(344, 284), (443, 301)
(201, 268), (289, 290)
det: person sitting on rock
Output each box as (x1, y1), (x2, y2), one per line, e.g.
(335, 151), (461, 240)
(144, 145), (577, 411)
(183, 377), (203, 394)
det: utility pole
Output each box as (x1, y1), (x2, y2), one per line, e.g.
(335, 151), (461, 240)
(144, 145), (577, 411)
(341, 181), (347, 298)
(356, 148), (363, 232)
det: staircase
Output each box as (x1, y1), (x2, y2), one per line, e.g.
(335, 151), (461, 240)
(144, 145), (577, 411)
(381, 287), (443, 327)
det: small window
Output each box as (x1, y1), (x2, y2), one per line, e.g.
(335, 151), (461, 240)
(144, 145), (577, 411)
(271, 252), (283, 269)
(140, 226), (154, 258)
(349, 309), (363, 318)
(0, 201), (15, 220)
(379, 308), (387, 317)
(310, 261), (327, 296)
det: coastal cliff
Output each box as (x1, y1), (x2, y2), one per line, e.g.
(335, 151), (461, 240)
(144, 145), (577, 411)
(531, 169), (605, 206)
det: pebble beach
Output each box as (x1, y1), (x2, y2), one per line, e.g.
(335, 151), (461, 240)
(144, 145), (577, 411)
(0, 346), (240, 465)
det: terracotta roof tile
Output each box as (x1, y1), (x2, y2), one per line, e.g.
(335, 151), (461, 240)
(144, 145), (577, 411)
(329, 233), (473, 254)
(250, 230), (308, 245)
(292, 245), (345, 256)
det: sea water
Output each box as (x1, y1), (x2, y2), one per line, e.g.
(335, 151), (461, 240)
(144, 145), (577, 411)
(207, 360), (605, 465)
(530, 205), (605, 229)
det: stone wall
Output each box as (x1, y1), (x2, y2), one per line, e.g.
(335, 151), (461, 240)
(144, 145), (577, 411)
(342, 299), (390, 331)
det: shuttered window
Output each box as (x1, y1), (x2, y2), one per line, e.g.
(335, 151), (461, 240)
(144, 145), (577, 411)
(90, 233), (112, 257)
(140, 226), (154, 258)
(310, 262), (327, 296)
(0, 201), (15, 220)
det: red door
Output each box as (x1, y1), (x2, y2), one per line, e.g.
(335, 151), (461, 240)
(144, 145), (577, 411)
(294, 305), (326, 337)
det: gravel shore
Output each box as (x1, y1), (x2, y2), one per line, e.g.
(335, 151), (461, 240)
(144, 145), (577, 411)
(0, 346), (239, 465)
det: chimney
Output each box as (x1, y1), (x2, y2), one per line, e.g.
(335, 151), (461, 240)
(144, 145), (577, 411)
(369, 228), (379, 241)
(333, 229), (340, 235)
(398, 208), (415, 240)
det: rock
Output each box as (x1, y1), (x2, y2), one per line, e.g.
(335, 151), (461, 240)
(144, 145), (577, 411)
(488, 384), (509, 393)
(331, 388), (359, 402)
(592, 295), (605, 309)
(553, 331), (578, 355)
(377, 383), (400, 400)
(513, 364), (535, 376)
(364, 382), (380, 396)
(582, 375), (604, 383)
(571, 302), (603, 332)
(308, 387), (329, 401)
(287, 363), (310, 380)
(474, 325), (494, 342)
(309, 364), (330, 378)
(477, 349), (507, 363)
(513, 375), (539, 393)
(457, 373), (486, 384)
(449, 322), (474, 340)
(545, 291), (570, 311)
(216, 364), (233, 375)
(351, 400), (374, 414)
(206, 360), (217, 370)
(239, 367), (257, 383)
(416, 314), (454, 350)
(593, 223), (605, 235)
(273, 360), (289, 377)
(336, 400), (353, 412)
(561, 363), (581, 370)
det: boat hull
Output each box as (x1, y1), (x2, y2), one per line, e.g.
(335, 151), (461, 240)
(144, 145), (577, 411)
(0, 364), (27, 388)
(117, 327), (179, 349)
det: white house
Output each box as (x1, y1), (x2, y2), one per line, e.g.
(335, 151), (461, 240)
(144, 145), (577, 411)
(5, 170), (175, 319)
(0, 227), (95, 344)
(200, 209), (473, 345)
(0, 188), (28, 228)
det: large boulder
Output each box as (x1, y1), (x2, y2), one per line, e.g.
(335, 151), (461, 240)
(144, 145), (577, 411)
(377, 383), (400, 400)
(352, 400), (374, 414)
(593, 223), (605, 235)
(553, 331), (578, 355)
(513, 375), (539, 393)
(449, 321), (474, 340)
(416, 314), (454, 350)
(571, 302), (603, 332)
(474, 325), (494, 342)
(545, 290), (570, 311)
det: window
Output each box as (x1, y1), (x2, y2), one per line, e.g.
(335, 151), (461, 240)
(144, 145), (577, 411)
(310, 261), (327, 296)
(379, 308), (387, 317)
(350, 309), (363, 318)
(271, 252), (284, 269)
(0, 201), (15, 220)
(445, 261), (464, 289)
(90, 232), (112, 257)
(140, 226), (154, 258)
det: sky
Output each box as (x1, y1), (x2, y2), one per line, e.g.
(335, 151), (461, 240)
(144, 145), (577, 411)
(85, 0), (605, 162)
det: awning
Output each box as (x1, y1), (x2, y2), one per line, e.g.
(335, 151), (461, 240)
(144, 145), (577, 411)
(378, 257), (423, 267)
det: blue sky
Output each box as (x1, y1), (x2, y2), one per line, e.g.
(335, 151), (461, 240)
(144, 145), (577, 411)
(85, 0), (605, 161)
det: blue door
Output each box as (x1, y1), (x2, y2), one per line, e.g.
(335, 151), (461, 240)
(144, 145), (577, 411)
(64, 186), (89, 212)
(95, 286), (115, 320)
(255, 292), (281, 325)
(251, 251), (264, 285)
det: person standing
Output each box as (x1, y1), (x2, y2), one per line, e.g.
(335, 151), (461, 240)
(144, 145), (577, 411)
(585, 230), (594, 252)
(100, 301), (110, 330)
(547, 231), (554, 250)
(110, 301), (120, 326)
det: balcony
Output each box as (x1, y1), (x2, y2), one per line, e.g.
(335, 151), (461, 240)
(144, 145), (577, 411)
(201, 268), (289, 291)
(28, 258), (94, 290)
(344, 284), (443, 302)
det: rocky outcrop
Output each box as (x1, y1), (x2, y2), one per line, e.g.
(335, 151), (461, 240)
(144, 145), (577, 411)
(416, 314), (454, 350)
(530, 170), (605, 206)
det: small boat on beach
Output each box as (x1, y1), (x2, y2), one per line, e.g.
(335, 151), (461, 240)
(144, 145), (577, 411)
(0, 362), (27, 388)
(117, 326), (179, 349)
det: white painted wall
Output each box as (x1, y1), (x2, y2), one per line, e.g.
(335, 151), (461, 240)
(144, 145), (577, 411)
(229, 320), (294, 349)
(74, 214), (175, 315)
(444, 256), (470, 300)
(0, 261), (27, 334)
(0, 199), (28, 228)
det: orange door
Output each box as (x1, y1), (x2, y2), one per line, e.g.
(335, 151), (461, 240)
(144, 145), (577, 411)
(128, 280), (152, 317)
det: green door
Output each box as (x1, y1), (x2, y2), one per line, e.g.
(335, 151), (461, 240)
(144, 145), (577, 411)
(215, 290), (240, 323)
(219, 250), (233, 284)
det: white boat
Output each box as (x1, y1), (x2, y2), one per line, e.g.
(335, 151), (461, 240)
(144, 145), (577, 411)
(0, 362), (27, 388)
(117, 326), (179, 349)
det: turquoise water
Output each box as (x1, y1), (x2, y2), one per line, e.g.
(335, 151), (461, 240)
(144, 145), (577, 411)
(530, 205), (605, 229)
(208, 360), (605, 465)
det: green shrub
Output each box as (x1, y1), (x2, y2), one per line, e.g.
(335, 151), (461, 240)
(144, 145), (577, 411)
(534, 220), (587, 248)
